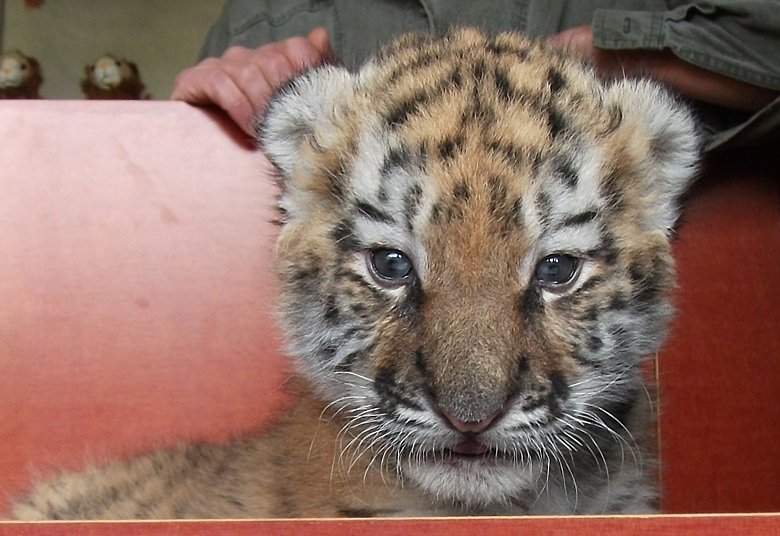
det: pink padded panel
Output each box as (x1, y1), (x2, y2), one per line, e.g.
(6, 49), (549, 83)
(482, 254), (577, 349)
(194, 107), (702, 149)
(0, 101), (289, 512)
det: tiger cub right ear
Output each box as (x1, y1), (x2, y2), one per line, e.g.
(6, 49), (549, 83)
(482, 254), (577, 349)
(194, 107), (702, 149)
(601, 78), (701, 236)
(257, 65), (357, 184)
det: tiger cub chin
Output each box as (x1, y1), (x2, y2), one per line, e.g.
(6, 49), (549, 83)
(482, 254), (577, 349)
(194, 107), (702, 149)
(10, 28), (699, 520)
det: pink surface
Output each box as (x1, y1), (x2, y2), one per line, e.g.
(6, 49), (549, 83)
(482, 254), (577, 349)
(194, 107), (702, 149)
(0, 101), (289, 510)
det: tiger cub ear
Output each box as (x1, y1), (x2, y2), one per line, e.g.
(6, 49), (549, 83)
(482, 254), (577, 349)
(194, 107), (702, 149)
(602, 78), (700, 235)
(257, 65), (358, 185)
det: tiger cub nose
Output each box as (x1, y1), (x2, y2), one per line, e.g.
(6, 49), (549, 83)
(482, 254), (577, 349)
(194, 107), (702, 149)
(440, 407), (503, 434)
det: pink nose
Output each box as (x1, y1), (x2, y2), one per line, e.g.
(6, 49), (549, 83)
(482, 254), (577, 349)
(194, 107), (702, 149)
(440, 408), (502, 434)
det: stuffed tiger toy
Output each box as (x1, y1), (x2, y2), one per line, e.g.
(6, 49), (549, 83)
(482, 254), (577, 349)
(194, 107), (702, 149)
(9, 28), (699, 519)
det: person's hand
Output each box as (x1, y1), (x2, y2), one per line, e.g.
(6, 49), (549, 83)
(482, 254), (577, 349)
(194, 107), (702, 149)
(171, 27), (332, 135)
(550, 25), (777, 112)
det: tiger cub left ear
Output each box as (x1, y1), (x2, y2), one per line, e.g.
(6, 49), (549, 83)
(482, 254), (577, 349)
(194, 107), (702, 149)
(603, 79), (701, 235)
(257, 65), (357, 183)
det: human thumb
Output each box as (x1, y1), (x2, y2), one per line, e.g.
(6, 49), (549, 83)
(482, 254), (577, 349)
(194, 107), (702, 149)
(307, 27), (333, 61)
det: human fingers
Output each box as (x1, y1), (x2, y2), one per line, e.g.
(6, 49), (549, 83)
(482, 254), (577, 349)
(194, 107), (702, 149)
(171, 31), (332, 136)
(171, 48), (272, 135)
(260, 30), (331, 88)
(177, 35), (329, 131)
(548, 25), (596, 61)
(549, 25), (648, 79)
(307, 27), (333, 60)
(171, 42), (307, 135)
(230, 33), (330, 130)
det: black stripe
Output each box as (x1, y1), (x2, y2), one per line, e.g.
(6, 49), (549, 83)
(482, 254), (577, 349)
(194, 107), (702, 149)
(429, 201), (442, 223)
(355, 201), (393, 223)
(461, 85), (496, 125)
(331, 219), (359, 251)
(452, 180), (471, 202)
(608, 292), (629, 311)
(494, 66), (519, 103)
(545, 103), (568, 139)
(535, 191), (552, 230)
(605, 104), (623, 135)
(393, 282), (425, 320)
(318, 342), (338, 362)
(384, 47), (437, 83)
(471, 59), (486, 82)
(562, 210), (598, 227)
(552, 154), (579, 189)
(414, 348), (434, 392)
(381, 146), (412, 175)
(586, 233), (619, 265)
(486, 35), (531, 60)
(438, 135), (463, 162)
(333, 269), (390, 308)
(335, 267), (373, 288)
(289, 263), (320, 283)
(326, 157), (349, 200)
(631, 256), (668, 303)
(487, 139), (526, 169)
(512, 197), (525, 229)
(488, 176), (507, 213)
(547, 371), (570, 417)
(334, 344), (373, 372)
(323, 294), (340, 323)
(513, 354), (530, 385)
(587, 335), (604, 353)
(385, 69), (469, 127)
(547, 67), (566, 94)
(601, 168), (626, 213)
(386, 90), (431, 126)
(403, 183), (423, 232)
(572, 352), (604, 370)
(375, 366), (423, 413)
(488, 177), (517, 234)
(449, 65), (463, 88)
(517, 284), (544, 319)
(582, 306), (601, 323)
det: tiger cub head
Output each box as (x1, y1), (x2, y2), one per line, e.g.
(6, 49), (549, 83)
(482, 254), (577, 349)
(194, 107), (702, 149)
(259, 28), (698, 510)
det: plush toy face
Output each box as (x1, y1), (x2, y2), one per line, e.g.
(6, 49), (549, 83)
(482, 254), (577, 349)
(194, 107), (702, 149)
(0, 51), (37, 89)
(80, 54), (147, 100)
(0, 50), (43, 98)
(88, 56), (136, 90)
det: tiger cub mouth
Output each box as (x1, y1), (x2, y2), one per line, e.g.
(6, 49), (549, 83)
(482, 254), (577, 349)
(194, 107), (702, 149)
(448, 438), (491, 457)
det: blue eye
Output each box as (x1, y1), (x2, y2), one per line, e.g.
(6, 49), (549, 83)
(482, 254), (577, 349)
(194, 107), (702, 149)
(534, 254), (580, 288)
(369, 249), (415, 285)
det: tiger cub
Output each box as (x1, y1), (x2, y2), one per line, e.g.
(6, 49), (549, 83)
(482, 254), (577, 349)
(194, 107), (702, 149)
(10, 28), (698, 519)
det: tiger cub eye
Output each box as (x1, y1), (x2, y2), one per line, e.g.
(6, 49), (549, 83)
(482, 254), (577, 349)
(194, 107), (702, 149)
(368, 249), (415, 286)
(534, 253), (580, 289)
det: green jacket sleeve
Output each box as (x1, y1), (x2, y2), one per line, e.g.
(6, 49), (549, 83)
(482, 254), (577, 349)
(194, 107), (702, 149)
(198, 5), (232, 61)
(591, 1), (780, 150)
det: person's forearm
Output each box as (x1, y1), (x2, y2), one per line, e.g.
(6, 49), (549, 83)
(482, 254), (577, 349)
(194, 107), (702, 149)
(550, 26), (779, 113)
(641, 50), (778, 112)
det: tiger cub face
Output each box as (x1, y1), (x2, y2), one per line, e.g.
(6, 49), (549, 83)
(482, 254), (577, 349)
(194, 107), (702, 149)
(260, 28), (698, 512)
